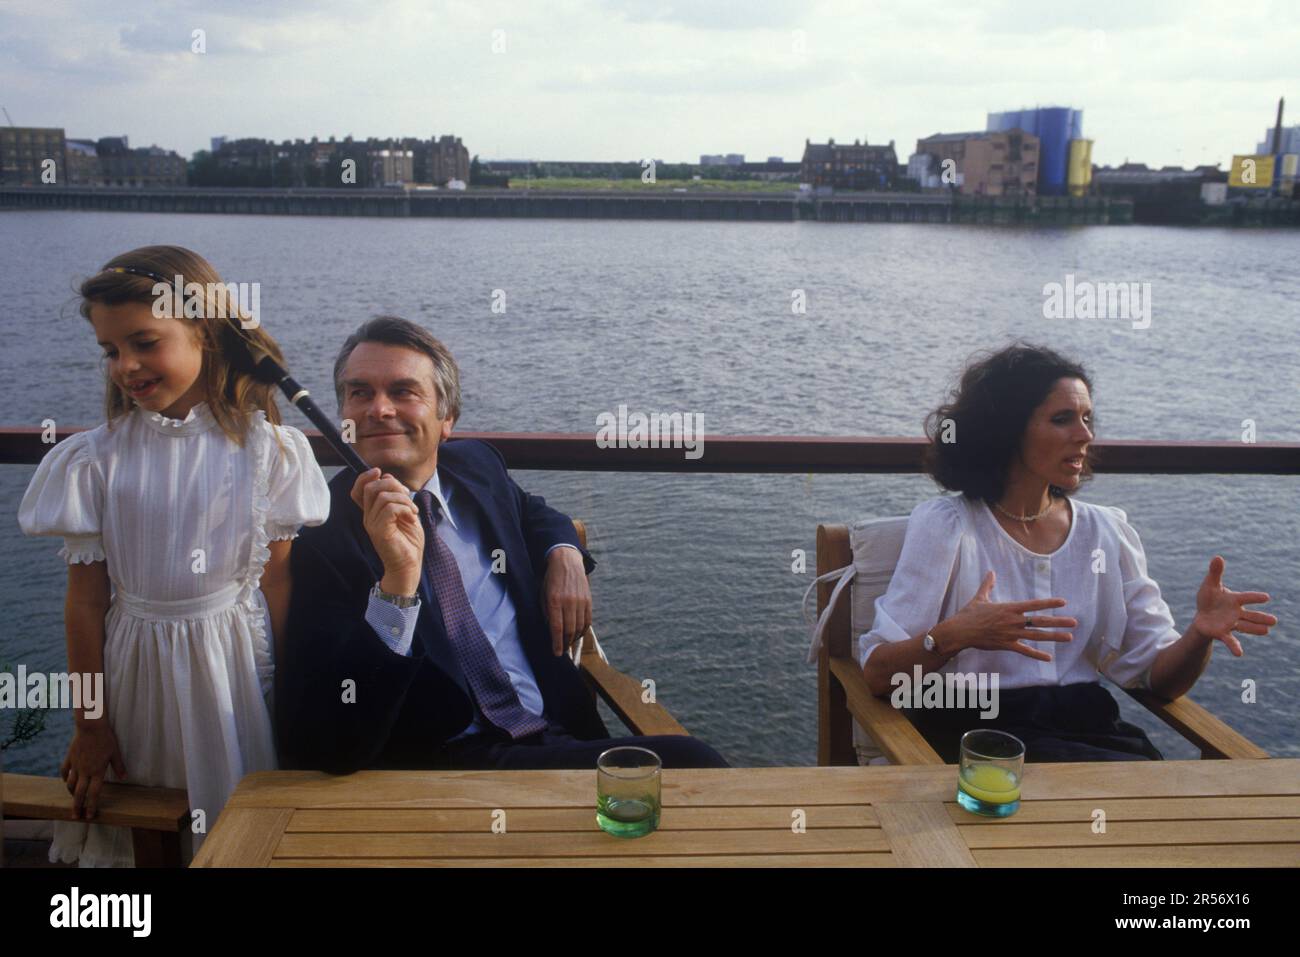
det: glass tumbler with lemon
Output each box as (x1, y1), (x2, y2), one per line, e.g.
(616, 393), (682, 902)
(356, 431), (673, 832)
(957, 729), (1025, 817)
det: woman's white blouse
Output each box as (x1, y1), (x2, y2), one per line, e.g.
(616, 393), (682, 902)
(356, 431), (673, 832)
(858, 494), (1182, 691)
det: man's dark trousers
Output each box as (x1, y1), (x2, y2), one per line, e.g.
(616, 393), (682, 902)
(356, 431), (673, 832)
(438, 722), (730, 770)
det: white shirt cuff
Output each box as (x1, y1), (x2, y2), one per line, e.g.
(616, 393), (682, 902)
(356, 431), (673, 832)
(365, 591), (420, 657)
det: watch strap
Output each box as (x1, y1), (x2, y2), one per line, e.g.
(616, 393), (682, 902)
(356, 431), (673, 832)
(372, 582), (419, 608)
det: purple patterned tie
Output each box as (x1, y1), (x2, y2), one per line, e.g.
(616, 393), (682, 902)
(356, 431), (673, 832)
(415, 490), (548, 741)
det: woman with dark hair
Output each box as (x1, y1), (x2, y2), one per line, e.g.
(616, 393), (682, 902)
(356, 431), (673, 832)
(859, 343), (1277, 762)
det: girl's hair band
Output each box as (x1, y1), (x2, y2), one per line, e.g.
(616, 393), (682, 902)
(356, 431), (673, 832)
(106, 265), (175, 285)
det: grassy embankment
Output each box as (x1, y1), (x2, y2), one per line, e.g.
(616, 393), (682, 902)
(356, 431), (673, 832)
(502, 177), (796, 193)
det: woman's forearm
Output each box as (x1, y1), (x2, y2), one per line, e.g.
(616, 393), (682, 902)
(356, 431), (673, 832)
(1146, 624), (1214, 700)
(862, 619), (962, 697)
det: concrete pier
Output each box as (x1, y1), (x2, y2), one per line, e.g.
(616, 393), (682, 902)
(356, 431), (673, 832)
(0, 186), (1135, 225)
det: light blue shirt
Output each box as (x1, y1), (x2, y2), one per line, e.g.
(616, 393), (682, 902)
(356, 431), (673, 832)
(363, 469), (574, 739)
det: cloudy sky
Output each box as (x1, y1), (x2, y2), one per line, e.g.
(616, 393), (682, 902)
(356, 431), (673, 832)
(2, 0), (1295, 168)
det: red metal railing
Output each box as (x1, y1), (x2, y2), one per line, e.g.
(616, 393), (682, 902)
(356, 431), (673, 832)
(1, 429), (1296, 474)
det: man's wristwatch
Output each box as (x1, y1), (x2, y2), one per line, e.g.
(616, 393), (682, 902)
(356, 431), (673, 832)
(372, 582), (419, 608)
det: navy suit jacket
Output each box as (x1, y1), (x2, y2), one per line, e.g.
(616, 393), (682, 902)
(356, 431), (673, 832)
(277, 438), (608, 774)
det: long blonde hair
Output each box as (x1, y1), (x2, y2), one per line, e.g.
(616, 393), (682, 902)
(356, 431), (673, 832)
(79, 245), (288, 450)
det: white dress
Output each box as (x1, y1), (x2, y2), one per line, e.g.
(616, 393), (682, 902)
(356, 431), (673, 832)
(17, 400), (330, 866)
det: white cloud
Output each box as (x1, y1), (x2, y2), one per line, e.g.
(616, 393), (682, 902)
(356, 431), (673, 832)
(0, 0), (1294, 168)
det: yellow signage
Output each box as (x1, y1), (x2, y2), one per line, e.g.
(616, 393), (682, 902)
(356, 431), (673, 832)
(1229, 154), (1275, 188)
(1067, 139), (1093, 197)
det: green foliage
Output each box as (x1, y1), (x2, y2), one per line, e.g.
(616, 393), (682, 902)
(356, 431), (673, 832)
(0, 662), (48, 752)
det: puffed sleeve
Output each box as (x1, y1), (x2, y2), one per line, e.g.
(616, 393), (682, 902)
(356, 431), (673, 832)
(1099, 506), (1181, 690)
(858, 497), (963, 669)
(264, 423), (331, 541)
(16, 430), (106, 565)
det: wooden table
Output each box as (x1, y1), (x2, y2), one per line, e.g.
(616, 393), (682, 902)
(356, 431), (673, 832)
(193, 759), (1300, 867)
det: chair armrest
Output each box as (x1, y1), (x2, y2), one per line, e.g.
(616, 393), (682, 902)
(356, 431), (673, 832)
(568, 519), (689, 738)
(828, 657), (945, 765)
(3, 772), (191, 867)
(2, 772), (190, 831)
(578, 630), (690, 737)
(1123, 689), (1269, 759)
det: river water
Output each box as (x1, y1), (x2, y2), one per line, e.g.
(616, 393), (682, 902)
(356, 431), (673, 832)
(1, 210), (1296, 769)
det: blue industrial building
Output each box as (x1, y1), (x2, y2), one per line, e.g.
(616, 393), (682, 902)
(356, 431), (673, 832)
(987, 107), (1083, 197)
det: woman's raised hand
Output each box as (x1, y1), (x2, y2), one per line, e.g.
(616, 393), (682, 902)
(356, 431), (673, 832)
(61, 722), (127, 820)
(933, 569), (1076, 661)
(1191, 556), (1277, 657)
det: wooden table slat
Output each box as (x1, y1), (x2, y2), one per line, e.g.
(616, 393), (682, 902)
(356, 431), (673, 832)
(947, 795), (1300, 825)
(273, 828), (888, 858)
(973, 844), (1300, 867)
(192, 808), (292, 867)
(268, 853), (897, 868)
(286, 804), (878, 833)
(961, 818), (1300, 849)
(873, 802), (977, 868)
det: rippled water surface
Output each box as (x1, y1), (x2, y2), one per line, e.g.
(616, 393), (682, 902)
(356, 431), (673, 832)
(2, 211), (1296, 769)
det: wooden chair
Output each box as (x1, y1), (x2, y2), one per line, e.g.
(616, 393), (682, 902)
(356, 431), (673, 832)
(570, 520), (689, 737)
(815, 522), (1269, 766)
(1, 772), (190, 867)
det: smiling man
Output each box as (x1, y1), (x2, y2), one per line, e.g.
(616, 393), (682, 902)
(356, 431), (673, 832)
(277, 316), (728, 771)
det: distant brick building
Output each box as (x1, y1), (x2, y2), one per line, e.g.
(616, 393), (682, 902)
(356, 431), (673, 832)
(20, 132), (187, 187)
(801, 137), (898, 190)
(368, 146), (415, 185)
(413, 135), (469, 186)
(202, 133), (468, 187)
(213, 137), (277, 175)
(912, 130), (1039, 197)
(0, 127), (67, 185)
(296, 138), (340, 179)
(65, 139), (100, 184)
(95, 138), (187, 187)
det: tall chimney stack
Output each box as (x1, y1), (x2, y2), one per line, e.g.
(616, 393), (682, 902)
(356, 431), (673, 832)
(1271, 96), (1284, 154)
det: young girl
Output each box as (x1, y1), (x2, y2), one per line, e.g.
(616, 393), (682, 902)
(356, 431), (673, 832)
(17, 245), (330, 866)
